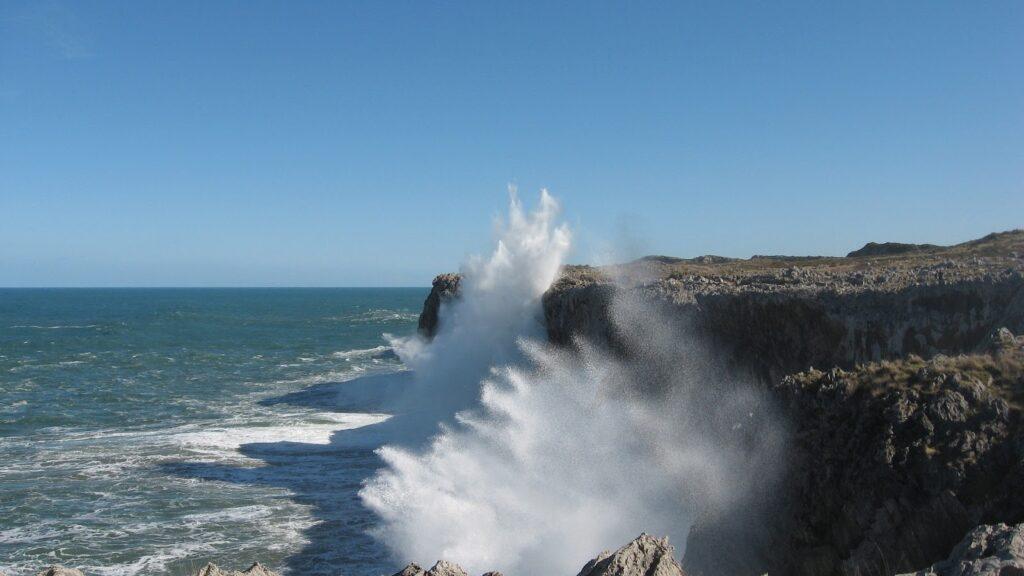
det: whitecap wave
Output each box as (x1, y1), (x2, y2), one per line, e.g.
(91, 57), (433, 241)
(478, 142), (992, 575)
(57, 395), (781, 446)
(331, 345), (392, 360)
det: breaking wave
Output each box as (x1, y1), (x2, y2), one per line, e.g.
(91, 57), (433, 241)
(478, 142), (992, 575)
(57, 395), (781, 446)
(360, 191), (784, 575)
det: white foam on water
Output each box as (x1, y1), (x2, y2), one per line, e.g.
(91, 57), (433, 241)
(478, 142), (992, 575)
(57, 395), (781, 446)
(172, 412), (391, 454)
(331, 345), (391, 360)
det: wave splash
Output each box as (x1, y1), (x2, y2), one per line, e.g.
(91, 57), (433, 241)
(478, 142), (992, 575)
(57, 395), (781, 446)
(361, 191), (783, 575)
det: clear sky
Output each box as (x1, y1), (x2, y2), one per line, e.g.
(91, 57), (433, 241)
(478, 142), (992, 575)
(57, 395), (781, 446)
(1, 1), (1022, 287)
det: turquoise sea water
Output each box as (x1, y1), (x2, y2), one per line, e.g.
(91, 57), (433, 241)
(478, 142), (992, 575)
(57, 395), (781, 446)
(0, 289), (426, 576)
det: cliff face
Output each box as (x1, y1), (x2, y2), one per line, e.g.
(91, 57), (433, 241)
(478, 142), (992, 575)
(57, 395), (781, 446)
(416, 230), (1024, 576)
(540, 232), (1024, 383)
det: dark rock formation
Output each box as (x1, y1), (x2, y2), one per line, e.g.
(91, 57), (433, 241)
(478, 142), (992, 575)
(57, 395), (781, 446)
(755, 344), (1024, 576)
(576, 533), (686, 576)
(34, 568), (84, 576)
(897, 522), (1024, 576)
(418, 273), (461, 337)
(848, 242), (942, 258)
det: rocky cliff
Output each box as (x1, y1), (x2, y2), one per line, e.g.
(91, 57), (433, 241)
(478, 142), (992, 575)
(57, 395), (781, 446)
(417, 230), (1024, 576)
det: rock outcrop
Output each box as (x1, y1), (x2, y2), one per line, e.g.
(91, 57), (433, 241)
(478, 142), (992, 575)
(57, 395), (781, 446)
(194, 562), (279, 576)
(575, 534), (686, 576)
(848, 242), (942, 258)
(391, 560), (469, 576)
(751, 344), (1024, 576)
(897, 522), (1024, 576)
(418, 273), (461, 337)
(390, 534), (683, 576)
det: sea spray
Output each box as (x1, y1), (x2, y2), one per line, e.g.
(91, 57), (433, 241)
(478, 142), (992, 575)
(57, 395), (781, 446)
(386, 188), (571, 420)
(361, 192), (784, 575)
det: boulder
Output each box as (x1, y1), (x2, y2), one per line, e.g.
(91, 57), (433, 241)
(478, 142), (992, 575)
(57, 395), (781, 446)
(576, 533), (685, 576)
(898, 523), (1024, 575)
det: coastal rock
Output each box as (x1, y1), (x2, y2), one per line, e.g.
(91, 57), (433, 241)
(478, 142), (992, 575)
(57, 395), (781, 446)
(418, 273), (461, 337)
(391, 560), (469, 576)
(35, 568), (85, 576)
(194, 562), (280, 576)
(684, 346), (1024, 576)
(897, 523), (1024, 575)
(426, 560), (469, 576)
(576, 533), (685, 576)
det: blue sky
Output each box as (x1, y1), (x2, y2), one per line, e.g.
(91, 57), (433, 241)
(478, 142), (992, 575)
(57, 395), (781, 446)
(1, 1), (1022, 287)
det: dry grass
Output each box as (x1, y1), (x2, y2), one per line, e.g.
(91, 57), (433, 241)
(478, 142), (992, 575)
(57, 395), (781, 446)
(789, 346), (1024, 410)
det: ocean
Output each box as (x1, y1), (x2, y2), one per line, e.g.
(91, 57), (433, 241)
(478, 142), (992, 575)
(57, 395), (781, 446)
(0, 288), (427, 576)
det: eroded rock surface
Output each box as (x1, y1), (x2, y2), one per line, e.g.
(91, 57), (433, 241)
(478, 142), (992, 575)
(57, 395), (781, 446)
(194, 562), (279, 576)
(391, 560), (469, 576)
(576, 533), (685, 576)
(898, 522), (1024, 576)
(751, 342), (1024, 576)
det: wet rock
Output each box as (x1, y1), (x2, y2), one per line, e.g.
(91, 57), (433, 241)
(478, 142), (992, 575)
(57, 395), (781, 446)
(898, 522), (1024, 575)
(576, 533), (685, 576)
(418, 273), (462, 337)
(35, 568), (85, 576)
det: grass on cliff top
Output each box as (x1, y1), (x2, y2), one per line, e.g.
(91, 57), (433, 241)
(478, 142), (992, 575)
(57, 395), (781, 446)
(553, 229), (1024, 287)
(789, 345), (1024, 411)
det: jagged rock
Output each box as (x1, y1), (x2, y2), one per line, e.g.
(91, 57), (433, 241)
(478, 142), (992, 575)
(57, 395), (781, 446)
(576, 533), (685, 576)
(391, 560), (469, 576)
(898, 523), (1024, 575)
(194, 562), (280, 576)
(35, 568), (85, 576)
(426, 560), (468, 576)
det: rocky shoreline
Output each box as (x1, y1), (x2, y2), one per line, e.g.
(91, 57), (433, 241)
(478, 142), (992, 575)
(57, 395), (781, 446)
(415, 230), (1024, 576)
(15, 231), (1023, 576)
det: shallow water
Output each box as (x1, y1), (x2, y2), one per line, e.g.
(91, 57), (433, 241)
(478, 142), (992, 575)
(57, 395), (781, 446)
(0, 288), (425, 576)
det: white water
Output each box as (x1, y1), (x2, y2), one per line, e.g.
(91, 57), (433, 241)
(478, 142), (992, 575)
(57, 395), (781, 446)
(361, 192), (784, 575)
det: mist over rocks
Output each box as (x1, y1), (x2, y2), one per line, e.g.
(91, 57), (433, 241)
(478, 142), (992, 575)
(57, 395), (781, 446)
(388, 534), (684, 576)
(414, 229), (1024, 576)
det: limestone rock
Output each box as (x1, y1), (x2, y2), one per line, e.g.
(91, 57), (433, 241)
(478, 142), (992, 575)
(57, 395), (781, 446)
(194, 562), (280, 576)
(36, 568), (85, 576)
(576, 533), (685, 576)
(898, 523), (1024, 575)
(392, 560), (470, 576)
(425, 560), (468, 576)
